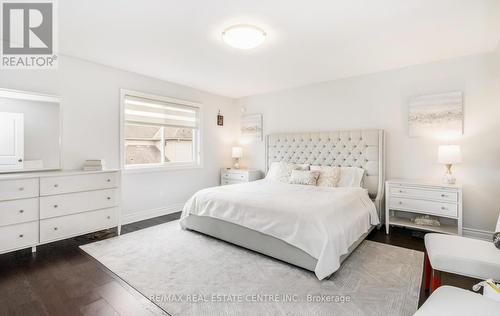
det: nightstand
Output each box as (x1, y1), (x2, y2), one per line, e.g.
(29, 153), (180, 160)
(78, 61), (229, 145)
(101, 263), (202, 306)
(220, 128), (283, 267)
(220, 168), (262, 185)
(385, 179), (463, 236)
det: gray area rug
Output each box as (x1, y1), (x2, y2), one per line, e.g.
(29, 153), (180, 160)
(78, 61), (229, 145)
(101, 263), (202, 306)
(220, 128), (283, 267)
(81, 220), (423, 316)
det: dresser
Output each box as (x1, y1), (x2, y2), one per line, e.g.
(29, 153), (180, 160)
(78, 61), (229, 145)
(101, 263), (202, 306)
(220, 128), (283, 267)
(385, 179), (462, 236)
(0, 170), (120, 254)
(220, 168), (262, 185)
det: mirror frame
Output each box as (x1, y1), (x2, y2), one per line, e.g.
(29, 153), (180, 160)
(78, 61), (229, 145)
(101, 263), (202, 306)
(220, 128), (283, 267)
(0, 88), (63, 173)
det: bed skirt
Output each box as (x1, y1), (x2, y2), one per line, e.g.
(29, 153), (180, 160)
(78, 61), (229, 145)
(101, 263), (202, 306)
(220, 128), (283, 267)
(183, 214), (375, 276)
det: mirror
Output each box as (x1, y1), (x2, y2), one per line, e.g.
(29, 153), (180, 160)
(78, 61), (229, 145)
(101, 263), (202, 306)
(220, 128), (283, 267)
(0, 88), (61, 173)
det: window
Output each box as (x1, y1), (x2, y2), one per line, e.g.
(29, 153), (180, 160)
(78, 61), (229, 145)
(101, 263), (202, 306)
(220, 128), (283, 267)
(121, 90), (201, 170)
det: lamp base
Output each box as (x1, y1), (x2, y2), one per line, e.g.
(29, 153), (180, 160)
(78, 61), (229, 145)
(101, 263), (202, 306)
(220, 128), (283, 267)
(442, 173), (456, 185)
(233, 158), (240, 169)
(442, 164), (456, 184)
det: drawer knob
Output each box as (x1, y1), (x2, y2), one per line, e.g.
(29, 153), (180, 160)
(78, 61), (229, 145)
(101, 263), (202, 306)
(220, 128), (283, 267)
(19, 234), (24, 238)
(441, 206), (447, 210)
(399, 190), (403, 193)
(107, 197), (111, 200)
(107, 216), (111, 219)
(19, 187), (24, 191)
(398, 201), (403, 205)
(441, 194), (446, 197)
(54, 184), (59, 188)
(53, 205), (58, 208)
(106, 179), (111, 182)
(53, 227), (58, 231)
(19, 209), (24, 213)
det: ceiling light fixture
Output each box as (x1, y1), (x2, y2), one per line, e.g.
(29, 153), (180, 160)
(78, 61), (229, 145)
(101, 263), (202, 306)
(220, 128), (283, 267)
(222, 25), (266, 49)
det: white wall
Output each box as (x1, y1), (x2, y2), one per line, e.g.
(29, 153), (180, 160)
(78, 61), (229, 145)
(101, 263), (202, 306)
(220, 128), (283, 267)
(238, 50), (500, 234)
(0, 56), (239, 221)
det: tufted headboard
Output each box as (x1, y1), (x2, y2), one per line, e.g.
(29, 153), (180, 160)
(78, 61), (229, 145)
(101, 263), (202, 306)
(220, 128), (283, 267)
(266, 130), (385, 215)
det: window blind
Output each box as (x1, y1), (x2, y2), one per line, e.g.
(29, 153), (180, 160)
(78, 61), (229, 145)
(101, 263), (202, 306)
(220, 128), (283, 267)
(124, 95), (199, 129)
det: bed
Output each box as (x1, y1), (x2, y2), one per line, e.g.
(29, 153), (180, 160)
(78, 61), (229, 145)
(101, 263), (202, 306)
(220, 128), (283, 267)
(180, 130), (385, 280)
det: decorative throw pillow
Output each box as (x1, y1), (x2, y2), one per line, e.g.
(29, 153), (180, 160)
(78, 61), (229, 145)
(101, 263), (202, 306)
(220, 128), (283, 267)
(294, 164), (311, 171)
(494, 232), (500, 250)
(494, 215), (500, 250)
(310, 166), (341, 187)
(288, 170), (320, 185)
(337, 167), (365, 188)
(266, 161), (302, 183)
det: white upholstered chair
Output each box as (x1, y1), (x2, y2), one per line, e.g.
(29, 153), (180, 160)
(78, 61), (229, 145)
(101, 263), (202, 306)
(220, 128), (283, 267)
(414, 286), (500, 316)
(423, 213), (500, 292)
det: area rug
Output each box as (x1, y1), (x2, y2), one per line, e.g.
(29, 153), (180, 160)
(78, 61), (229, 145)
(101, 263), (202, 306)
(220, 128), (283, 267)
(81, 220), (423, 316)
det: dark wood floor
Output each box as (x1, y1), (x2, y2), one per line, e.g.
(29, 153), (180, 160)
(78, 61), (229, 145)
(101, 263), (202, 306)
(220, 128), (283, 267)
(0, 213), (478, 316)
(0, 214), (179, 316)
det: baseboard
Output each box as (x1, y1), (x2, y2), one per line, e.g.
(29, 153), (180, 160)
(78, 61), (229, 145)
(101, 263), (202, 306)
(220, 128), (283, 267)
(463, 227), (494, 241)
(122, 203), (184, 225)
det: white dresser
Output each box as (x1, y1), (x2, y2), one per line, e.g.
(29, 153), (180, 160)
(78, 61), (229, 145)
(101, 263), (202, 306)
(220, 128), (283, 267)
(220, 168), (262, 185)
(0, 170), (121, 254)
(385, 179), (462, 236)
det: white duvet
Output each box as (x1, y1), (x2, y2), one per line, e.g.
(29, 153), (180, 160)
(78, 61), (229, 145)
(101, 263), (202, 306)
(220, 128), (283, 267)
(180, 179), (379, 280)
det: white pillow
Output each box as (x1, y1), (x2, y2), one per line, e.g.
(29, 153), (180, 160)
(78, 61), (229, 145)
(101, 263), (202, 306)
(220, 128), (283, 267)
(288, 170), (320, 185)
(310, 165), (341, 187)
(266, 162), (306, 183)
(294, 164), (310, 171)
(337, 167), (365, 187)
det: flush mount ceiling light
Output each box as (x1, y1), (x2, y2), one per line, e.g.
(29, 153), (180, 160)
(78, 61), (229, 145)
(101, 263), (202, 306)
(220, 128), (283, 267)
(222, 25), (266, 49)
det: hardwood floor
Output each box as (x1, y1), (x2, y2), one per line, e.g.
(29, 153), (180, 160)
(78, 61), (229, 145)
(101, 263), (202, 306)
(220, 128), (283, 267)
(0, 213), (478, 316)
(0, 214), (179, 316)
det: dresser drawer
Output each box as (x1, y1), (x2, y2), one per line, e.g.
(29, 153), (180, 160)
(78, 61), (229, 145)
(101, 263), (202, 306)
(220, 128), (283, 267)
(0, 221), (38, 253)
(40, 207), (117, 243)
(0, 178), (39, 201)
(40, 189), (118, 219)
(222, 172), (248, 181)
(0, 198), (39, 226)
(390, 197), (458, 218)
(40, 172), (118, 196)
(390, 186), (458, 202)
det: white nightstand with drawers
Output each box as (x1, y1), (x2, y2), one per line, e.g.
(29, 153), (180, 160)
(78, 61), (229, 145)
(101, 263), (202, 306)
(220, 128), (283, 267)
(220, 168), (262, 185)
(385, 179), (462, 236)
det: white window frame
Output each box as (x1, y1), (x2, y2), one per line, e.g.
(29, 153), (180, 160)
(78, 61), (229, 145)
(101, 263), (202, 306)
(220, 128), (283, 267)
(120, 89), (203, 173)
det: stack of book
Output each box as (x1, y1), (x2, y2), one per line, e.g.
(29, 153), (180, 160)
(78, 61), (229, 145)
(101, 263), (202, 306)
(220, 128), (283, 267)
(83, 159), (106, 171)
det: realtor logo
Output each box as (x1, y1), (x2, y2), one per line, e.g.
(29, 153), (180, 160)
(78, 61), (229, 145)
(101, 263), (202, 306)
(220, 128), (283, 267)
(1, 0), (58, 69)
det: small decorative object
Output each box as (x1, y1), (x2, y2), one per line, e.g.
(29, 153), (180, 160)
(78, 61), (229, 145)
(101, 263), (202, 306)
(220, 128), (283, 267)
(438, 145), (462, 184)
(494, 232), (500, 250)
(217, 110), (224, 126)
(241, 114), (263, 141)
(473, 279), (500, 302)
(408, 91), (463, 138)
(411, 215), (441, 227)
(83, 159), (106, 171)
(231, 147), (243, 169)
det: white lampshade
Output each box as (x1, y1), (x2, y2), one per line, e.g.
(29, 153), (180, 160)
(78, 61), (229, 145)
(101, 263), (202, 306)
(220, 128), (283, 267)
(232, 147), (243, 158)
(438, 145), (462, 164)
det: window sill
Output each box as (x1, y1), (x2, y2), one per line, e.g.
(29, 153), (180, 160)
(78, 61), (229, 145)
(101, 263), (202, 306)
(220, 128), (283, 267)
(122, 163), (202, 174)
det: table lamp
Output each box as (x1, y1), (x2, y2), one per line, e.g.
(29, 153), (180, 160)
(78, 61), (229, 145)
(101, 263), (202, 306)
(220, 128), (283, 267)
(438, 145), (461, 184)
(232, 147), (243, 169)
